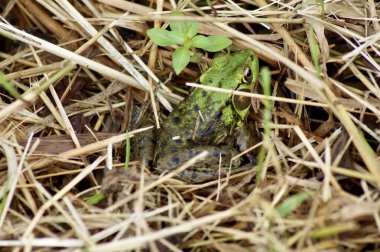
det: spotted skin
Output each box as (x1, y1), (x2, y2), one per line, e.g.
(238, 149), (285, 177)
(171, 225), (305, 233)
(175, 164), (254, 184)
(156, 146), (241, 171)
(145, 50), (259, 183)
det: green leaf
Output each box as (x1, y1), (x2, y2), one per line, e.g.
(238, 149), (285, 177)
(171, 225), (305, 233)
(190, 52), (203, 63)
(186, 22), (199, 38)
(191, 35), (209, 49)
(183, 39), (193, 50)
(167, 30), (185, 45)
(202, 35), (232, 52)
(170, 11), (199, 39)
(0, 71), (21, 99)
(147, 28), (179, 46)
(307, 27), (322, 77)
(316, 0), (325, 17)
(85, 193), (105, 205)
(276, 192), (310, 217)
(169, 11), (186, 36)
(173, 47), (190, 75)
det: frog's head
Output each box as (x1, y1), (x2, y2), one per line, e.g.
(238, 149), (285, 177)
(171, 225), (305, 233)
(199, 50), (259, 120)
(200, 50), (258, 85)
(211, 50), (253, 73)
(216, 50), (258, 120)
(231, 51), (259, 119)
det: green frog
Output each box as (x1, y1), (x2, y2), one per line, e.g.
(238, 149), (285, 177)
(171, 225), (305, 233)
(139, 50), (259, 183)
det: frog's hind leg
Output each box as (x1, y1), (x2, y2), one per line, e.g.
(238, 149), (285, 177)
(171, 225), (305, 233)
(178, 169), (220, 184)
(155, 146), (244, 183)
(177, 163), (254, 184)
(133, 117), (156, 168)
(156, 146), (241, 171)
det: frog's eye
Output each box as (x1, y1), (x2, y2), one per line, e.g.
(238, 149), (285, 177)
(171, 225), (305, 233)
(243, 67), (252, 82)
(244, 68), (252, 78)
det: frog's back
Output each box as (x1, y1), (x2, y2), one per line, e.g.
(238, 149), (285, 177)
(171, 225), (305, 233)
(156, 50), (253, 157)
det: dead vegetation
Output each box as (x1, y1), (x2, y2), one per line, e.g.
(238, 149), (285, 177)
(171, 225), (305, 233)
(0, 0), (380, 251)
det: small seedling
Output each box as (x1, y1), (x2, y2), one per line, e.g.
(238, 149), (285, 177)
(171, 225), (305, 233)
(276, 192), (310, 217)
(307, 26), (322, 77)
(0, 71), (21, 99)
(147, 12), (232, 75)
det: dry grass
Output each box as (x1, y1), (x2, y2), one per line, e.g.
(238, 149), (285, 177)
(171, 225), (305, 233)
(1, 0), (380, 251)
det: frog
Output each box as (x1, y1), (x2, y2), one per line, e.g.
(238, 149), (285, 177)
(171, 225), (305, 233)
(148, 49), (259, 183)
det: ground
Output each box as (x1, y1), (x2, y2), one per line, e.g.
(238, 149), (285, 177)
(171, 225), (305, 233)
(0, 0), (380, 251)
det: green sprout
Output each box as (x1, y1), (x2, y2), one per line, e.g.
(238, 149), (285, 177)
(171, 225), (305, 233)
(147, 12), (232, 75)
(307, 26), (322, 77)
(0, 71), (21, 100)
(256, 67), (272, 185)
(276, 192), (310, 217)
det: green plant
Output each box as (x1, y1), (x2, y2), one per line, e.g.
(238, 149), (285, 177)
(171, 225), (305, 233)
(0, 71), (21, 99)
(256, 67), (272, 185)
(307, 26), (322, 77)
(276, 192), (310, 217)
(147, 12), (232, 75)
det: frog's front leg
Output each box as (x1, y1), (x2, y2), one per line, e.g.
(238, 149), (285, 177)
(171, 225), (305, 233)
(234, 124), (260, 164)
(155, 146), (242, 183)
(134, 130), (155, 167)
